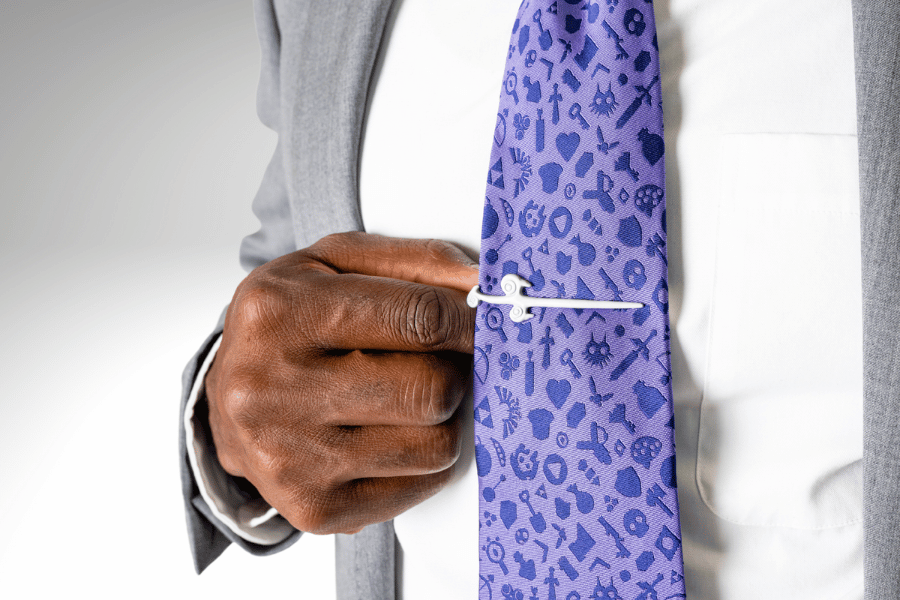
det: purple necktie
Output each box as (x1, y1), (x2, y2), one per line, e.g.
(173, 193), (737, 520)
(473, 1), (686, 599)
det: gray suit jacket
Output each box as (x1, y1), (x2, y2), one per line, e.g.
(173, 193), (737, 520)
(180, 1), (900, 598)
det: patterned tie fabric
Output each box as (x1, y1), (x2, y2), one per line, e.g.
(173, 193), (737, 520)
(473, 1), (686, 599)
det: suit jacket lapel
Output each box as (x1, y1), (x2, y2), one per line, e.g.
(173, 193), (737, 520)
(278, 1), (398, 599)
(278, 0), (395, 250)
(852, 1), (900, 598)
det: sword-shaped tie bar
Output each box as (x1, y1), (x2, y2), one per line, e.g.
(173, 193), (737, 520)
(467, 274), (643, 323)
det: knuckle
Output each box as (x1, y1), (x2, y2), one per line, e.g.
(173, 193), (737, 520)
(418, 363), (457, 425)
(308, 231), (359, 263)
(431, 462), (456, 488)
(404, 288), (448, 349)
(433, 462), (457, 489)
(220, 382), (254, 424)
(430, 422), (462, 470)
(288, 489), (336, 534)
(286, 475), (362, 535)
(406, 463), (455, 502)
(216, 451), (244, 478)
(233, 281), (284, 336)
(408, 422), (461, 474)
(318, 231), (358, 248)
(219, 368), (272, 428)
(420, 238), (475, 276)
(422, 238), (459, 262)
(247, 442), (287, 483)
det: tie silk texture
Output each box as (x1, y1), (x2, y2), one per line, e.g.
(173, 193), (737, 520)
(474, 1), (685, 599)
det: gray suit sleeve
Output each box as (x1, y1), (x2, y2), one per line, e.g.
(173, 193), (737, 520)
(179, 0), (301, 574)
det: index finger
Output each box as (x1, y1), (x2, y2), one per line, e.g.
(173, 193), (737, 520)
(307, 232), (480, 294)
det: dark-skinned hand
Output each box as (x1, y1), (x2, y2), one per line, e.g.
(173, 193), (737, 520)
(204, 232), (479, 535)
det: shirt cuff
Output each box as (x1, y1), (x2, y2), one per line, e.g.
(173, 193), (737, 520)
(184, 334), (296, 545)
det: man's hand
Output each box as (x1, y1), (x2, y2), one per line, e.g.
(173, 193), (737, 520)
(205, 232), (479, 535)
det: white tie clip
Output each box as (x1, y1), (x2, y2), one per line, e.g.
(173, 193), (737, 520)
(467, 274), (643, 322)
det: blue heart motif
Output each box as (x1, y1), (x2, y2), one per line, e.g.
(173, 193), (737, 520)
(615, 466), (642, 497)
(546, 379), (571, 409)
(555, 133), (581, 162)
(617, 215), (643, 247)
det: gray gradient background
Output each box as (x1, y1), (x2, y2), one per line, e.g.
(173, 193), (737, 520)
(0, 2), (334, 597)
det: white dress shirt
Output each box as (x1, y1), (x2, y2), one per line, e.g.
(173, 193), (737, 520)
(188, 0), (864, 597)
